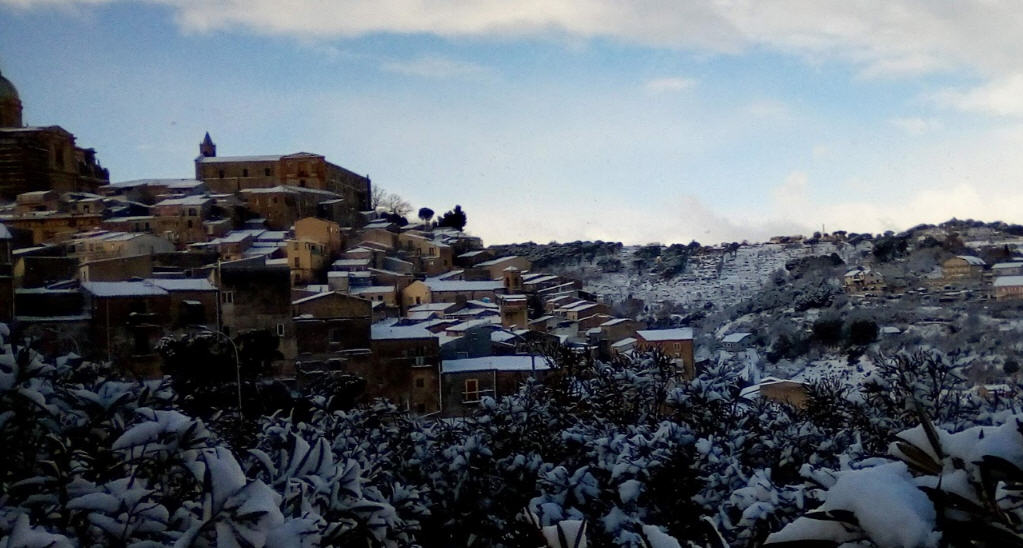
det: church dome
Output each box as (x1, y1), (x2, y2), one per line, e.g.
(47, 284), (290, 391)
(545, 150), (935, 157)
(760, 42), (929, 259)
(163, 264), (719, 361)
(0, 71), (19, 102)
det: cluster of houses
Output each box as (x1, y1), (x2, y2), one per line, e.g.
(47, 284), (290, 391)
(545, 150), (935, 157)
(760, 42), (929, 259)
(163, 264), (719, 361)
(0, 132), (697, 416)
(843, 254), (1023, 302)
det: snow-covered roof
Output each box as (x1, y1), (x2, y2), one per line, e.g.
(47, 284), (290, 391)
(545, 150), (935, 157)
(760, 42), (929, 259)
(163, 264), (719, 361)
(994, 276), (1023, 287)
(636, 328), (694, 342)
(153, 195), (210, 207)
(0, 223), (11, 239)
(992, 262), (1023, 270)
(350, 285), (395, 295)
(600, 318), (629, 327)
(409, 302), (458, 313)
(442, 355), (550, 374)
(371, 324), (435, 340)
(955, 255), (986, 266)
(147, 278), (217, 292)
(611, 337), (637, 349)
(82, 281), (168, 298)
(424, 280), (504, 292)
(722, 332), (752, 343)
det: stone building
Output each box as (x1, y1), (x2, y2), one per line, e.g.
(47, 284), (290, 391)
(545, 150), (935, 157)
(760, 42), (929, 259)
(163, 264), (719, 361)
(194, 134), (370, 227)
(0, 71), (109, 198)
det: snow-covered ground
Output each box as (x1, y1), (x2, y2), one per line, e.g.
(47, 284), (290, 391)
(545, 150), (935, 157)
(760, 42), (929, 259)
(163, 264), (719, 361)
(581, 241), (860, 310)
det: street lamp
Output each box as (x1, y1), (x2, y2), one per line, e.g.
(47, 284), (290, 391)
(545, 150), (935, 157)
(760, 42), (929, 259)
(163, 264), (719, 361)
(203, 328), (243, 419)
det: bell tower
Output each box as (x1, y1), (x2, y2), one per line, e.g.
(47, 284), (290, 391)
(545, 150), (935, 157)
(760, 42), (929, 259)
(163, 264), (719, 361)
(199, 132), (216, 158)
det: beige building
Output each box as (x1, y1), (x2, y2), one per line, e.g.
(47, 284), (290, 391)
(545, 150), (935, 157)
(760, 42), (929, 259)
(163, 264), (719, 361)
(286, 239), (328, 285)
(194, 134), (370, 226)
(295, 217), (343, 258)
(843, 266), (886, 294)
(994, 276), (1023, 301)
(66, 231), (175, 263)
(942, 255), (985, 281)
(152, 195), (213, 246)
(635, 328), (696, 380)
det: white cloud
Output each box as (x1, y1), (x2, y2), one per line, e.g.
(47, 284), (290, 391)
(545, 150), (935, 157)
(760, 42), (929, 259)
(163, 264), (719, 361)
(933, 74), (1023, 117)
(645, 77), (696, 93)
(889, 116), (942, 135)
(380, 55), (494, 79)
(12, 0), (1023, 81)
(746, 99), (791, 119)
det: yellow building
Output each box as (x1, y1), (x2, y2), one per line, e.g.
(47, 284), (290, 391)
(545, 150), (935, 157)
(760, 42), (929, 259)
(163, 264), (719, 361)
(286, 239), (328, 285)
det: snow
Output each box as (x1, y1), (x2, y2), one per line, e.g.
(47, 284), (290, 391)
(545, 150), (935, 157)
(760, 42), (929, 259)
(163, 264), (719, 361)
(641, 525), (681, 548)
(636, 328), (694, 341)
(768, 461), (936, 548)
(442, 355), (549, 373)
(82, 281), (168, 298)
(370, 324), (435, 340)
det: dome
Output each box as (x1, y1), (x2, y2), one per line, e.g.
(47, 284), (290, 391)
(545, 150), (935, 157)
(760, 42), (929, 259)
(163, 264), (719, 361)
(0, 71), (18, 101)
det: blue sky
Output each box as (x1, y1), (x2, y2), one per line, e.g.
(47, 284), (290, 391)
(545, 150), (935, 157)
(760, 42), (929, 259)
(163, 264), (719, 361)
(3, 1), (1023, 245)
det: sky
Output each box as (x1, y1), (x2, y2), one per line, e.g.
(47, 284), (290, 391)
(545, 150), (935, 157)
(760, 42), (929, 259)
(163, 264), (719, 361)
(3, 1), (1023, 246)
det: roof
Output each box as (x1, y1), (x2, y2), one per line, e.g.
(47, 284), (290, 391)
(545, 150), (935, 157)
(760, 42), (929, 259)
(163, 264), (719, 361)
(153, 195), (211, 207)
(636, 328), (694, 342)
(611, 337), (637, 349)
(992, 262), (1023, 270)
(82, 281), (168, 298)
(442, 355), (550, 374)
(955, 255), (986, 266)
(371, 324), (436, 340)
(409, 302), (459, 313)
(240, 185), (340, 197)
(423, 280), (504, 292)
(0, 223), (11, 240)
(197, 154), (283, 163)
(147, 278), (217, 292)
(994, 276), (1023, 287)
(600, 318), (630, 327)
(350, 285), (395, 295)
(722, 332), (752, 343)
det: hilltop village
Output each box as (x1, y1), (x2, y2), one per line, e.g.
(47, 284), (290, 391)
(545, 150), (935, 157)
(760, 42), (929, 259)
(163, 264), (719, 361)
(0, 72), (699, 416)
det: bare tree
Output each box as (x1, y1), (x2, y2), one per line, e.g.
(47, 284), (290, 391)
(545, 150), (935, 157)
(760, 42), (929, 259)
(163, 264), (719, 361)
(371, 186), (412, 217)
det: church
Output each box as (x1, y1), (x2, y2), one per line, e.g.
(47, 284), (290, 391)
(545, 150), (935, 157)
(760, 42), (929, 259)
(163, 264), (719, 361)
(0, 70), (109, 199)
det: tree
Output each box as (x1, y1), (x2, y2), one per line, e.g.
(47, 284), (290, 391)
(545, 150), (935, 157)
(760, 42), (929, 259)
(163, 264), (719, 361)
(371, 186), (412, 217)
(418, 207), (434, 224)
(436, 205), (467, 231)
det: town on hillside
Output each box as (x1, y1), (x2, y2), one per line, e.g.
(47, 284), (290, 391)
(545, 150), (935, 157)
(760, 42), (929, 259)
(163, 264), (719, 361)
(0, 71), (699, 417)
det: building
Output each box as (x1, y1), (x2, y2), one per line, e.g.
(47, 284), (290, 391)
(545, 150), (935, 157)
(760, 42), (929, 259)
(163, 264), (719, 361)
(843, 266), (886, 295)
(942, 255), (986, 281)
(402, 279), (505, 308)
(440, 355), (551, 416)
(369, 324), (441, 414)
(194, 134), (370, 226)
(214, 257), (296, 374)
(0, 71), (109, 198)
(635, 328), (696, 379)
(994, 276), (1023, 301)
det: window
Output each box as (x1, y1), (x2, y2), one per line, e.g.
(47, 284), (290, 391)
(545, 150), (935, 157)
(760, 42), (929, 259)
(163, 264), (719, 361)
(276, 323), (286, 337)
(221, 291), (234, 304)
(218, 169), (225, 178)
(187, 220), (194, 228)
(415, 377), (425, 388)
(464, 378), (480, 402)
(293, 257), (300, 268)
(242, 168), (249, 177)
(264, 168), (271, 176)
(299, 179), (306, 187)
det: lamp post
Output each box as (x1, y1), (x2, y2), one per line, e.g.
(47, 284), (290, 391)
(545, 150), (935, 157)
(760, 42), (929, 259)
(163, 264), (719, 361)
(204, 328), (243, 419)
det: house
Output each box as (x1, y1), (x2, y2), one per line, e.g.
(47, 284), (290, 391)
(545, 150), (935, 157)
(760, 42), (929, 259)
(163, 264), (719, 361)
(214, 256), (296, 374)
(151, 195), (213, 246)
(993, 276), (1023, 301)
(942, 255), (986, 281)
(635, 328), (696, 379)
(239, 186), (341, 230)
(440, 355), (551, 416)
(14, 285), (89, 356)
(739, 378), (810, 408)
(285, 239), (328, 285)
(471, 256), (532, 280)
(82, 280), (172, 377)
(65, 231), (175, 263)
(292, 291), (372, 366)
(843, 266), (886, 294)
(402, 279), (505, 308)
(147, 277), (219, 328)
(721, 332), (753, 352)
(368, 324), (441, 414)
(991, 262), (1023, 277)
(295, 217), (343, 258)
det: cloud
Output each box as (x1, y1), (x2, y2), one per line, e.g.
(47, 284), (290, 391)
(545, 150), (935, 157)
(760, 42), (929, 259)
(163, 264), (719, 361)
(645, 77), (696, 93)
(380, 55), (494, 79)
(11, 0), (1023, 82)
(932, 74), (1023, 117)
(746, 99), (791, 119)
(889, 116), (942, 135)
